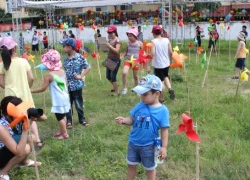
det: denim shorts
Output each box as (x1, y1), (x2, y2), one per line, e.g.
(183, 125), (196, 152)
(126, 142), (156, 170)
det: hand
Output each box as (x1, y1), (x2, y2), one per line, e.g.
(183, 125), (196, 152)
(234, 56), (237, 60)
(159, 147), (167, 160)
(114, 116), (125, 125)
(147, 66), (151, 73)
(74, 73), (82, 80)
(106, 43), (110, 48)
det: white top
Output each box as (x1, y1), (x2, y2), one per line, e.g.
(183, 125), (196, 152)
(151, 38), (170, 68)
(32, 35), (39, 45)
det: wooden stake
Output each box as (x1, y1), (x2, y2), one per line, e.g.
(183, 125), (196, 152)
(95, 44), (102, 81)
(202, 47), (213, 88)
(195, 121), (200, 180)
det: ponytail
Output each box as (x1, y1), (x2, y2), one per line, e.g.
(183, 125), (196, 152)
(0, 46), (12, 71)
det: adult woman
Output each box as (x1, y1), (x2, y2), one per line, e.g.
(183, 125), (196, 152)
(105, 25), (122, 96)
(0, 37), (44, 147)
(0, 96), (41, 180)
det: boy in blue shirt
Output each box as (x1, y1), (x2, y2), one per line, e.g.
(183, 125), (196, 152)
(115, 74), (170, 180)
(61, 38), (91, 128)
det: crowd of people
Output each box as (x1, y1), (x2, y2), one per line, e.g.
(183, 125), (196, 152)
(0, 23), (247, 179)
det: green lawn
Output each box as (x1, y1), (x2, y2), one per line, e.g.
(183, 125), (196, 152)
(2, 39), (250, 179)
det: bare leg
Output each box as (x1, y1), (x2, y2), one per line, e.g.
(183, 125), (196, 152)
(132, 70), (139, 86)
(59, 117), (67, 135)
(122, 66), (130, 91)
(164, 77), (175, 100)
(30, 122), (41, 144)
(234, 67), (240, 77)
(1, 144), (30, 174)
(127, 165), (137, 180)
(160, 81), (166, 102)
(146, 169), (156, 180)
(112, 81), (119, 95)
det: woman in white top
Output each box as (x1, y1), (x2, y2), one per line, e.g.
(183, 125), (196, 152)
(147, 25), (175, 103)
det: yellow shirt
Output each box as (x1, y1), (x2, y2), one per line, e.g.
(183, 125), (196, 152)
(0, 57), (34, 105)
(238, 44), (247, 58)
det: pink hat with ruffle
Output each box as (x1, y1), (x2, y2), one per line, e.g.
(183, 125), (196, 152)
(41, 49), (62, 71)
(0, 37), (17, 50)
(126, 28), (138, 38)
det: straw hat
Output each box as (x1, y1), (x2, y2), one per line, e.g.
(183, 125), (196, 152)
(237, 32), (246, 41)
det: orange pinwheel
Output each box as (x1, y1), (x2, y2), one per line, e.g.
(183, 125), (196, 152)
(170, 52), (183, 69)
(146, 43), (153, 54)
(24, 45), (30, 51)
(22, 52), (29, 60)
(175, 113), (201, 142)
(7, 102), (33, 131)
(82, 52), (88, 58)
(135, 50), (147, 68)
(142, 41), (147, 51)
(197, 47), (204, 54)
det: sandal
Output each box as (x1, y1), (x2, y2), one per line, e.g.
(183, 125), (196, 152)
(82, 122), (89, 126)
(36, 141), (44, 148)
(53, 131), (61, 137)
(232, 76), (239, 79)
(111, 89), (115, 92)
(66, 123), (72, 129)
(56, 134), (69, 140)
(19, 159), (42, 168)
(0, 174), (10, 180)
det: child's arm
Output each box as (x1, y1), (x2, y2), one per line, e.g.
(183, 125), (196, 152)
(159, 127), (169, 160)
(74, 65), (91, 80)
(234, 42), (242, 60)
(168, 42), (173, 64)
(31, 73), (52, 93)
(114, 116), (133, 125)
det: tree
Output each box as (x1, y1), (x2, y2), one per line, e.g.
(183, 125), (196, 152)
(193, 2), (222, 12)
(0, 8), (12, 23)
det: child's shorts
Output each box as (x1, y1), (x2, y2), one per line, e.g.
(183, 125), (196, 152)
(126, 142), (156, 170)
(235, 58), (246, 70)
(124, 61), (140, 70)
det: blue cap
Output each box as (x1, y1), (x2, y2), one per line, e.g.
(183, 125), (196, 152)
(132, 74), (162, 95)
(60, 38), (76, 49)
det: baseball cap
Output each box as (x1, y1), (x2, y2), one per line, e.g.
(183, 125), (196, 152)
(0, 37), (17, 50)
(60, 38), (76, 49)
(152, 25), (162, 34)
(107, 25), (117, 33)
(132, 74), (162, 95)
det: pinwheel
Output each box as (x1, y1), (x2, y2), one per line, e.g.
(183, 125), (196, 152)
(201, 52), (206, 69)
(75, 39), (82, 52)
(221, 23), (225, 29)
(134, 50), (147, 68)
(170, 52), (183, 70)
(207, 24), (213, 32)
(92, 24), (97, 31)
(24, 45), (30, 51)
(28, 54), (35, 62)
(53, 75), (65, 91)
(188, 42), (194, 48)
(126, 54), (137, 68)
(35, 64), (48, 71)
(178, 20), (184, 27)
(240, 69), (250, 82)
(245, 48), (249, 54)
(142, 41), (147, 52)
(91, 51), (100, 59)
(82, 52), (88, 58)
(37, 31), (42, 36)
(7, 102), (33, 131)
(146, 43), (153, 54)
(175, 113), (201, 142)
(173, 46), (179, 52)
(197, 47), (204, 54)
(227, 25), (230, 30)
(22, 52), (29, 60)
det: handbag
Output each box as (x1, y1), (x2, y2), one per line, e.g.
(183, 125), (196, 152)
(102, 58), (118, 71)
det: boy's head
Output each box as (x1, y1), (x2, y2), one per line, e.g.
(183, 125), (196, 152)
(242, 25), (247, 31)
(43, 31), (46, 35)
(34, 31), (37, 35)
(61, 38), (76, 53)
(152, 25), (162, 36)
(69, 30), (72, 34)
(138, 26), (141, 32)
(132, 75), (162, 105)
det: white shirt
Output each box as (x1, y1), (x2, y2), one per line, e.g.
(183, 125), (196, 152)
(32, 34), (39, 45)
(152, 38), (170, 68)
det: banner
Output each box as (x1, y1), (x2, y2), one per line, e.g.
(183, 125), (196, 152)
(0, 22), (32, 32)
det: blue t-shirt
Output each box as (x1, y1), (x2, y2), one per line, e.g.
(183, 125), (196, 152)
(129, 102), (170, 146)
(64, 53), (90, 91)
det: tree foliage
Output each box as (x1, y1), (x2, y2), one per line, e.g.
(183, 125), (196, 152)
(193, 2), (222, 12)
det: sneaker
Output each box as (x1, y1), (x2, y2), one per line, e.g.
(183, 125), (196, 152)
(121, 89), (128, 95)
(169, 89), (175, 100)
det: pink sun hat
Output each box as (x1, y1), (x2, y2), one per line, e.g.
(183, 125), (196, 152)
(126, 28), (138, 38)
(41, 49), (62, 71)
(0, 37), (17, 50)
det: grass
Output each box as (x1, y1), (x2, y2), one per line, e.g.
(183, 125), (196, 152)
(1, 39), (250, 179)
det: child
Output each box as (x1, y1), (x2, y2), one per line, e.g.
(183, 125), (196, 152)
(241, 25), (248, 45)
(31, 49), (70, 139)
(63, 31), (68, 40)
(115, 74), (170, 179)
(121, 28), (142, 95)
(19, 32), (24, 55)
(233, 32), (247, 79)
(43, 31), (48, 51)
(61, 38), (91, 128)
(148, 25), (175, 102)
(31, 31), (39, 52)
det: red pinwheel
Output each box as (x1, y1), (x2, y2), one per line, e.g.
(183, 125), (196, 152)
(24, 45), (30, 51)
(227, 25), (230, 31)
(188, 42), (193, 48)
(75, 39), (82, 52)
(92, 24), (97, 31)
(91, 51), (96, 58)
(175, 113), (201, 142)
(134, 50), (147, 68)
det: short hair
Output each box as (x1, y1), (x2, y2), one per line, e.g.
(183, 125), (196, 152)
(43, 31), (46, 34)
(243, 25), (247, 29)
(0, 96), (22, 116)
(34, 31), (37, 33)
